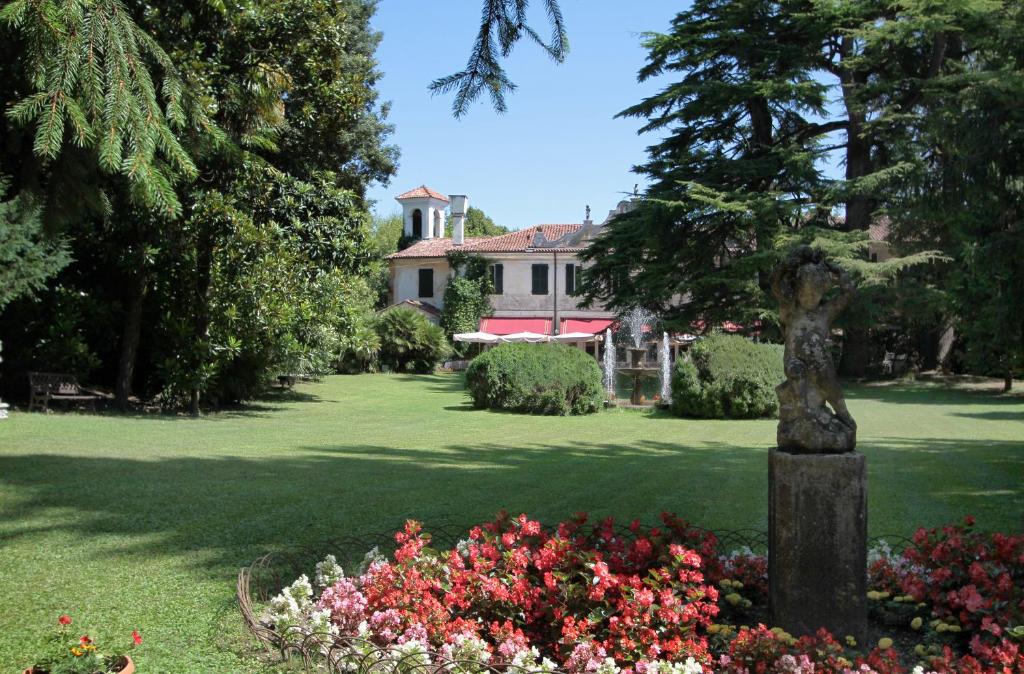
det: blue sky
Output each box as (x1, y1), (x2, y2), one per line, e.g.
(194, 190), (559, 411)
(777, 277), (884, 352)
(366, 1), (685, 230)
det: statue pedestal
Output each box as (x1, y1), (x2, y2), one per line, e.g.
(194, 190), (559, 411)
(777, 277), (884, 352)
(0, 402), (7, 419)
(769, 448), (867, 642)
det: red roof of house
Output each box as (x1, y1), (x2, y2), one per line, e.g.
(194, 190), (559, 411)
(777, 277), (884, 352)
(395, 185), (450, 202)
(387, 224), (586, 259)
(869, 217), (891, 242)
(480, 317), (553, 335)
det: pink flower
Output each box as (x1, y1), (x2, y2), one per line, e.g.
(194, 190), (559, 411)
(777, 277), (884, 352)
(317, 578), (368, 633)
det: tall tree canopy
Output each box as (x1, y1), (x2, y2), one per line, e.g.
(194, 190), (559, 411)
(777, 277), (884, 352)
(0, 0), (397, 411)
(575, 0), (959, 344)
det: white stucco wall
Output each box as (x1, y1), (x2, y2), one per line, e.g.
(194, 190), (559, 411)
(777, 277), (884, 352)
(391, 259), (452, 308)
(389, 252), (611, 319)
(482, 253), (611, 318)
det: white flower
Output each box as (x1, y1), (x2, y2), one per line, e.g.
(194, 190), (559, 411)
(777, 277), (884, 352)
(594, 657), (621, 674)
(441, 634), (491, 674)
(867, 540), (893, 566)
(315, 554), (345, 588)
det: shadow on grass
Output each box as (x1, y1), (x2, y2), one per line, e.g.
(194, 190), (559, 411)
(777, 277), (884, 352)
(950, 410), (1024, 421)
(21, 386), (335, 422)
(0, 427), (1021, 581)
(846, 381), (1024, 407)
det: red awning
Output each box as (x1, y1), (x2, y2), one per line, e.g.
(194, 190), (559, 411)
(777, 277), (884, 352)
(560, 318), (614, 335)
(480, 317), (553, 336)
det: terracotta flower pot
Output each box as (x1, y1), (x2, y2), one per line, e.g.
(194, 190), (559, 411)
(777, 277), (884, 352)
(23, 655), (135, 674)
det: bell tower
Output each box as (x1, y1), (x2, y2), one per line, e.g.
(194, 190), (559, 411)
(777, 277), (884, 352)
(395, 185), (450, 240)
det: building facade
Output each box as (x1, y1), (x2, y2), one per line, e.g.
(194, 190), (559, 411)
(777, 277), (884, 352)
(387, 186), (617, 336)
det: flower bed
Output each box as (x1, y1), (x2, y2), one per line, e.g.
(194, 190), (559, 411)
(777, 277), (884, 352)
(240, 513), (1024, 674)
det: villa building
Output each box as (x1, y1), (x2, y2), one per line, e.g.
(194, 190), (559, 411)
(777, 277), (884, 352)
(386, 186), (622, 338)
(385, 185), (894, 344)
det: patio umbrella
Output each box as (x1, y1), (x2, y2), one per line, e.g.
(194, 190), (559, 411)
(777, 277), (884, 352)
(453, 331), (499, 343)
(551, 331), (597, 343)
(500, 331), (550, 343)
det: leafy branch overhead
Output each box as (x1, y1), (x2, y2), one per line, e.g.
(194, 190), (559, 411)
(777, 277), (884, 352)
(1, 0), (220, 216)
(430, 0), (568, 117)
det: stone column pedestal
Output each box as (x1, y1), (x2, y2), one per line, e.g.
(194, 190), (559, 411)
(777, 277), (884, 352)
(769, 448), (867, 642)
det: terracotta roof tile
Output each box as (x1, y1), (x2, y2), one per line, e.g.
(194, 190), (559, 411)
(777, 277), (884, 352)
(869, 216), (891, 242)
(387, 224), (586, 259)
(387, 237), (488, 259)
(395, 185), (450, 202)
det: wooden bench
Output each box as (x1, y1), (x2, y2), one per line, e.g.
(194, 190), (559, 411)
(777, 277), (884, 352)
(28, 372), (102, 412)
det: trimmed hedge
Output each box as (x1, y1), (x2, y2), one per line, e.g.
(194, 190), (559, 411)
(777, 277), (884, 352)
(670, 333), (784, 419)
(465, 343), (603, 415)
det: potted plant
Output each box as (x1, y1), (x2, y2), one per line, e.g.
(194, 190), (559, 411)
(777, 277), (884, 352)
(23, 615), (141, 674)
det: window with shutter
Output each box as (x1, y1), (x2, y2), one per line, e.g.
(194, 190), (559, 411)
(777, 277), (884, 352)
(565, 263), (579, 295)
(490, 264), (504, 294)
(531, 264), (549, 295)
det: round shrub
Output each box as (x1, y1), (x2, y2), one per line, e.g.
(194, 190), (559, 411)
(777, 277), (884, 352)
(375, 306), (450, 374)
(670, 333), (784, 419)
(465, 342), (603, 415)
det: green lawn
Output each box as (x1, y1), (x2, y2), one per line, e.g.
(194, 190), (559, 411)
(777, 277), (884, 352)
(0, 374), (1021, 672)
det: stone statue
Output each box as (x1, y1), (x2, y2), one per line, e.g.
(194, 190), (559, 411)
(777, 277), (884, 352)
(771, 247), (856, 453)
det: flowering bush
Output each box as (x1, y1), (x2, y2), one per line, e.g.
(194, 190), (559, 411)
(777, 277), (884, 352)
(26, 614), (141, 673)
(263, 513), (1024, 674)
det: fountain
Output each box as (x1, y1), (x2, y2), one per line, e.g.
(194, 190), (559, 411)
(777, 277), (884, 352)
(660, 332), (672, 405)
(615, 308), (661, 406)
(602, 327), (616, 399)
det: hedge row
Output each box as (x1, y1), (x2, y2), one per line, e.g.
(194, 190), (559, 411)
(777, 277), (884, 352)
(671, 333), (784, 419)
(465, 343), (603, 415)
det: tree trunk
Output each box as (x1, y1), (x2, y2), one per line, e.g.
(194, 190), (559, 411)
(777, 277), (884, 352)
(115, 263), (147, 409)
(1003, 372), (1013, 393)
(936, 320), (956, 373)
(189, 229), (215, 417)
(838, 37), (873, 232)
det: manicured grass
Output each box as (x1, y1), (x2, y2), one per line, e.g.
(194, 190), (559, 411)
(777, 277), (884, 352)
(0, 374), (1021, 672)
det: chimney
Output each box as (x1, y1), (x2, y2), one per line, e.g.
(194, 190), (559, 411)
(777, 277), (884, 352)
(450, 194), (468, 245)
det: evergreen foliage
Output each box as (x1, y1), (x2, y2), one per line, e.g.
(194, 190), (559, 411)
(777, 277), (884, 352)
(430, 0), (568, 117)
(670, 334), (784, 419)
(894, 1), (1024, 389)
(465, 342), (603, 415)
(0, 179), (70, 310)
(576, 0), (952, 361)
(1, 0), (214, 216)
(376, 307), (450, 374)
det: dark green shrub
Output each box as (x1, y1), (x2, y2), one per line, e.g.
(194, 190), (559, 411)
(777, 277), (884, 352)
(670, 333), (784, 419)
(376, 307), (450, 374)
(465, 343), (603, 415)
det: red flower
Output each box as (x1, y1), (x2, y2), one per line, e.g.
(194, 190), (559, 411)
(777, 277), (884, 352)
(132, 630), (143, 646)
(58, 614), (72, 626)
(80, 635), (92, 645)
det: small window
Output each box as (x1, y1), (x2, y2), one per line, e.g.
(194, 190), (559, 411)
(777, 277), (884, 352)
(418, 268), (434, 297)
(565, 263), (581, 295)
(531, 264), (549, 295)
(870, 252), (878, 262)
(490, 263), (504, 295)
